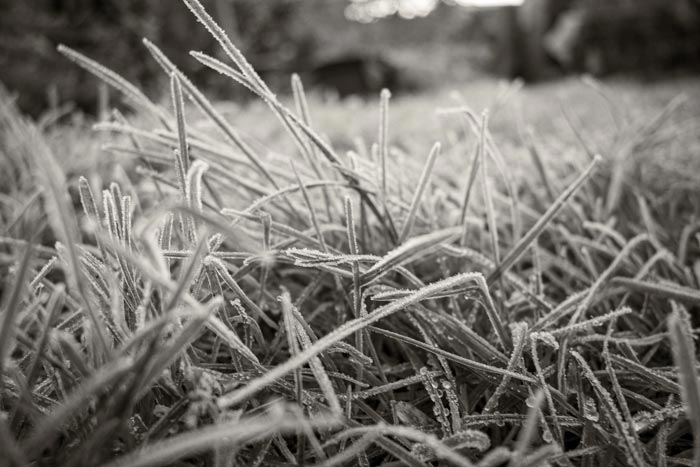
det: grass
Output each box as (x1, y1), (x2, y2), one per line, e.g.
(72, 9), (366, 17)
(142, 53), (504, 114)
(2, 0), (700, 465)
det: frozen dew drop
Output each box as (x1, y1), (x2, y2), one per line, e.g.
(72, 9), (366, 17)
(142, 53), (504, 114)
(542, 429), (554, 443)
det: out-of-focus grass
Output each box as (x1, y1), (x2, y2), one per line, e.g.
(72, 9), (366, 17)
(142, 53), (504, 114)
(216, 76), (700, 153)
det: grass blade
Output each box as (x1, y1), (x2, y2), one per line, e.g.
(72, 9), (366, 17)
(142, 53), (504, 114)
(487, 155), (601, 285)
(100, 408), (339, 467)
(668, 308), (700, 467)
(217, 273), (501, 409)
(399, 142), (440, 243)
(56, 45), (168, 123)
(0, 243), (34, 380)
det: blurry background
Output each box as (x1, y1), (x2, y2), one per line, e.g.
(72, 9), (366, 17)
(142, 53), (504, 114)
(1, 0), (699, 116)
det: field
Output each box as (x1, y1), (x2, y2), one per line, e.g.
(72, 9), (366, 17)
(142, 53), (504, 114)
(2, 1), (700, 466)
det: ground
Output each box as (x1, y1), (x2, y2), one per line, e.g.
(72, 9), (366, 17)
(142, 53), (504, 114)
(2, 32), (700, 467)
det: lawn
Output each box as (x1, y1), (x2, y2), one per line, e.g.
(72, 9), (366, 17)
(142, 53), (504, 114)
(2, 1), (700, 466)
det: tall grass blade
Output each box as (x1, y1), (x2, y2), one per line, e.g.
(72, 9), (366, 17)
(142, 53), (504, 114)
(399, 142), (440, 243)
(31, 120), (110, 358)
(0, 243), (34, 380)
(141, 39), (278, 188)
(100, 409), (339, 467)
(56, 45), (168, 123)
(668, 308), (700, 467)
(459, 144), (481, 246)
(22, 356), (136, 455)
(478, 113), (501, 266)
(281, 291), (342, 414)
(169, 74), (190, 198)
(368, 326), (531, 382)
(218, 273), (508, 409)
(487, 155), (601, 285)
(509, 389), (545, 466)
(379, 89), (391, 200)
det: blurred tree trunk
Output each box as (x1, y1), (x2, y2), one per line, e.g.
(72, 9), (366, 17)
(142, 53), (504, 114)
(489, 6), (517, 77)
(490, 0), (552, 81)
(516, 0), (550, 80)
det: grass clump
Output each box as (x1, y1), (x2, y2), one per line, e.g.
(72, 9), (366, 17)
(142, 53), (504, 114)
(2, 1), (700, 466)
